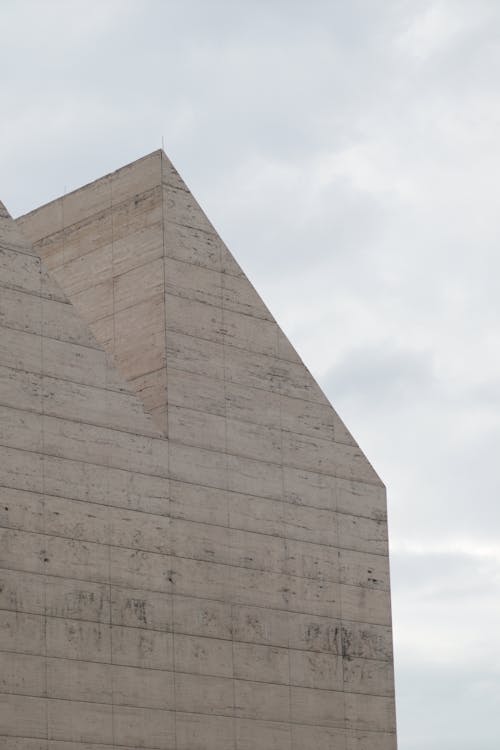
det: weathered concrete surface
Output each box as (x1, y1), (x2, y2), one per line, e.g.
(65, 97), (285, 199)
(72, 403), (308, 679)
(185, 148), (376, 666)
(0, 154), (398, 749)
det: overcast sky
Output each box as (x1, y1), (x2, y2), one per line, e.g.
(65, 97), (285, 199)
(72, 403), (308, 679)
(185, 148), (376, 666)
(2, 1), (500, 747)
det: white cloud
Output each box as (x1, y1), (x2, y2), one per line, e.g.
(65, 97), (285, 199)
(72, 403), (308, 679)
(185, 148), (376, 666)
(395, 1), (470, 61)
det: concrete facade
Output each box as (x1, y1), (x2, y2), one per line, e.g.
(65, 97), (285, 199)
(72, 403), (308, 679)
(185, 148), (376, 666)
(0, 151), (397, 749)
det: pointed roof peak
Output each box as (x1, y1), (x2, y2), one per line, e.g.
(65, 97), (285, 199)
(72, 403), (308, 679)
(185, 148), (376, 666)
(16, 154), (379, 484)
(0, 199), (12, 219)
(17, 149), (168, 223)
(1, 198), (39, 256)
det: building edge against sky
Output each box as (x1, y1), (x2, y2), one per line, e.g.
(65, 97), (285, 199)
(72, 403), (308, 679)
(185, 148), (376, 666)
(0, 150), (397, 748)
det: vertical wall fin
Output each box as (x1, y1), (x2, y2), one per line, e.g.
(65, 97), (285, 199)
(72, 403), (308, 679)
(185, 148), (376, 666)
(17, 151), (169, 434)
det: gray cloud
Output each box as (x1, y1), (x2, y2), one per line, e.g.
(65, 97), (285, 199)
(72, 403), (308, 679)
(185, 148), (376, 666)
(393, 546), (500, 750)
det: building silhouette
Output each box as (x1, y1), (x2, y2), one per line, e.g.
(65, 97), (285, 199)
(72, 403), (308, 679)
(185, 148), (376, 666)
(0, 151), (397, 749)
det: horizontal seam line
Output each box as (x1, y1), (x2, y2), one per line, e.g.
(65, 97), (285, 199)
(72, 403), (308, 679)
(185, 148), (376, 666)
(0, 385), (357, 449)
(0, 453), (386, 519)
(0, 644), (393, 667)
(0, 320), (104, 353)
(0, 728), (396, 747)
(0, 355), (358, 448)
(0, 362), (148, 400)
(0, 280), (67, 304)
(0, 406), (161, 442)
(0, 604), (393, 658)
(0, 478), (386, 527)
(0, 562), (392, 628)
(0, 493), (389, 558)
(0, 689), (396, 717)
(0, 242), (39, 259)
(0, 525), (390, 591)
(0, 679), (394, 703)
(0, 432), (381, 486)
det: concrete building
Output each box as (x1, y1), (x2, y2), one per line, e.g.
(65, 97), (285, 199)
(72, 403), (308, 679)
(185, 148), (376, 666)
(0, 151), (397, 749)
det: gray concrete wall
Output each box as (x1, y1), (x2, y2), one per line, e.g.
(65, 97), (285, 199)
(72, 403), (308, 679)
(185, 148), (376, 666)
(0, 154), (397, 749)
